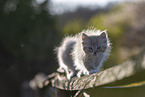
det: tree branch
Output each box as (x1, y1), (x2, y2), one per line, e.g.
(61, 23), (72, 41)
(40, 50), (145, 90)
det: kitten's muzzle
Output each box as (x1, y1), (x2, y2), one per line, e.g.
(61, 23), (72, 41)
(94, 50), (98, 55)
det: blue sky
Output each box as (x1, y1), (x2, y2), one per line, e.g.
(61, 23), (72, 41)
(48, 0), (132, 15)
(36, 0), (136, 15)
(49, 0), (112, 15)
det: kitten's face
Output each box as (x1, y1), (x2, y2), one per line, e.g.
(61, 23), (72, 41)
(82, 32), (107, 56)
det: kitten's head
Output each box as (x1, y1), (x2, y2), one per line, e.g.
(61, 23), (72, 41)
(82, 31), (108, 56)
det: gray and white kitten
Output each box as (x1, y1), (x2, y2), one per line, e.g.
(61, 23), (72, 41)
(56, 29), (111, 80)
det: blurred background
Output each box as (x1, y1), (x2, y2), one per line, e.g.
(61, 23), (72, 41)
(0, 0), (145, 97)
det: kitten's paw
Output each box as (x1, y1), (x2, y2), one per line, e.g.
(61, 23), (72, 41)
(77, 70), (89, 77)
(57, 67), (65, 73)
(66, 70), (75, 80)
(83, 70), (89, 75)
(67, 74), (72, 80)
(76, 71), (82, 78)
(89, 70), (97, 74)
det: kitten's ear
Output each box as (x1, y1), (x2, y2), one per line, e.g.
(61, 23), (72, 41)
(100, 30), (107, 39)
(82, 33), (89, 42)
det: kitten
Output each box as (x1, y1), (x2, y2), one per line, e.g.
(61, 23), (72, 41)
(56, 29), (111, 80)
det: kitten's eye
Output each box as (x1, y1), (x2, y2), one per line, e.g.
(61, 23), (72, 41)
(97, 46), (101, 49)
(88, 47), (93, 52)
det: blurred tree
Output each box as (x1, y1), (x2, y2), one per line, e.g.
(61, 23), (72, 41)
(0, 0), (58, 60)
(0, 0), (60, 97)
(62, 19), (83, 35)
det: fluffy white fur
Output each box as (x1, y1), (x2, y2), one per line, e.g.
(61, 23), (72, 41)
(56, 29), (111, 79)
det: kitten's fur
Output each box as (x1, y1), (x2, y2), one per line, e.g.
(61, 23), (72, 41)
(56, 29), (111, 80)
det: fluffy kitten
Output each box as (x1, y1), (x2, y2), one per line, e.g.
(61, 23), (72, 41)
(56, 29), (111, 80)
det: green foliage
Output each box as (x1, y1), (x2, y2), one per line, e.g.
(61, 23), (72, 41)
(88, 14), (107, 30)
(88, 13), (128, 43)
(62, 19), (83, 35)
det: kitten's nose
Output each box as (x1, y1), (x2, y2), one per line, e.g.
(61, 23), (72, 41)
(94, 51), (97, 55)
